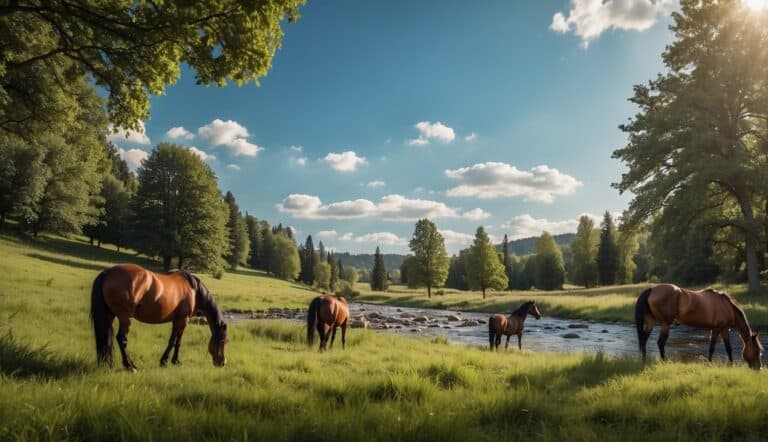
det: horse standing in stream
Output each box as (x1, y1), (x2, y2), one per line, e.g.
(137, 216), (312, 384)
(488, 300), (542, 351)
(635, 284), (763, 369)
(306, 294), (349, 351)
(90, 264), (228, 371)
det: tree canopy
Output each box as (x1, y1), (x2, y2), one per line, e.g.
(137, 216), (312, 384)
(465, 226), (507, 299)
(407, 218), (449, 297)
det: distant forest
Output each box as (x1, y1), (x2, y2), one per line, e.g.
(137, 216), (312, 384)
(337, 233), (576, 270)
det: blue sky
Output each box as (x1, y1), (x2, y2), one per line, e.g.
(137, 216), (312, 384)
(110, 0), (677, 254)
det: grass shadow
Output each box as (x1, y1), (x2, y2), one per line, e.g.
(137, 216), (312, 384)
(507, 352), (644, 391)
(26, 253), (108, 273)
(0, 330), (90, 379)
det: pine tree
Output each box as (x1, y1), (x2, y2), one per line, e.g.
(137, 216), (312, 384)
(370, 246), (389, 291)
(597, 211), (619, 286)
(616, 229), (639, 285)
(407, 219), (450, 297)
(298, 234), (317, 285)
(534, 232), (565, 290)
(465, 227), (508, 299)
(502, 234), (512, 290)
(318, 241), (326, 261)
(244, 214), (262, 269)
(445, 251), (469, 291)
(328, 253), (339, 291)
(223, 191), (250, 269)
(337, 258), (344, 282)
(571, 215), (599, 288)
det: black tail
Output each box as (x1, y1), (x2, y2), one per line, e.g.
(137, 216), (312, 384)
(488, 317), (495, 350)
(307, 297), (321, 347)
(635, 288), (652, 360)
(90, 270), (114, 367)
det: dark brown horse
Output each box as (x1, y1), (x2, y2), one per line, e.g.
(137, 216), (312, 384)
(90, 264), (228, 371)
(306, 295), (349, 351)
(636, 284), (763, 369)
(488, 300), (541, 351)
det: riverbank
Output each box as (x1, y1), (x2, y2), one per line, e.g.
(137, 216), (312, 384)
(354, 283), (768, 329)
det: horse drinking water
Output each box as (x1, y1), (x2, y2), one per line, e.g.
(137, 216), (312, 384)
(488, 300), (541, 351)
(635, 284), (763, 369)
(306, 295), (349, 351)
(90, 264), (228, 371)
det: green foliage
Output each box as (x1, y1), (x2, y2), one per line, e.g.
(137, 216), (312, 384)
(465, 227), (508, 299)
(314, 261), (331, 290)
(298, 235), (317, 285)
(445, 251), (469, 291)
(407, 219), (449, 297)
(534, 232), (565, 291)
(0, 141), (48, 225)
(132, 143), (228, 274)
(328, 253), (339, 291)
(1, 0), (305, 134)
(223, 192), (250, 269)
(615, 229), (639, 285)
(370, 246), (389, 291)
(613, 0), (768, 291)
(597, 212), (618, 286)
(501, 234), (511, 290)
(571, 216), (599, 288)
(342, 267), (359, 285)
(268, 233), (300, 281)
(244, 215), (263, 269)
(93, 175), (133, 250)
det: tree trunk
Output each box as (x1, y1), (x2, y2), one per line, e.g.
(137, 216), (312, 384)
(427, 284), (431, 298)
(163, 255), (171, 272)
(735, 190), (761, 292)
(482, 287), (486, 299)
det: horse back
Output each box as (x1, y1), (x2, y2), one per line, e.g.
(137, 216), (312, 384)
(678, 288), (735, 329)
(489, 314), (510, 335)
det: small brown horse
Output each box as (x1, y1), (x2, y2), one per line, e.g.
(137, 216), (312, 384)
(90, 264), (228, 371)
(306, 295), (349, 351)
(636, 284), (763, 369)
(489, 300), (542, 351)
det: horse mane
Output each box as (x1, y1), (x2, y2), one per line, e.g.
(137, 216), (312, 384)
(511, 301), (533, 318)
(708, 288), (752, 335)
(170, 269), (223, 326)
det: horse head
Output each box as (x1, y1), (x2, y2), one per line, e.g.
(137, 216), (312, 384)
(208, 320), (228, 367)
(528, 300), (542, 320)
(743, 331), (763, 370)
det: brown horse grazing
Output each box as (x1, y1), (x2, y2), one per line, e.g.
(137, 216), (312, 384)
(488, 300), (542, 351)
(306, 295), (349, 351)
(90, 264), (228, 371)
(636, 284), (763, 369)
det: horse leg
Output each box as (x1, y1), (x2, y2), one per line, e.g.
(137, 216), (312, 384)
(489, 331), (495, 351)
(316, 322), (326, 352)
(341, 322), (347, 350)
(640, 317), (656, 361)
(708, 329), (719, 362)
(518, 333), (522, 350)
(494, 334), (501, 351)
(329, 325), (338, 349)
(171, 323), (187, 365)
(116, 318), (137, 371)
(720, 329), (734, 363)
(505, 335), (510, 350)
(657, 323), (670, 361)
(160, 327), (179, 367)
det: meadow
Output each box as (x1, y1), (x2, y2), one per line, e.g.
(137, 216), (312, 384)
(3, 233), (768, 441)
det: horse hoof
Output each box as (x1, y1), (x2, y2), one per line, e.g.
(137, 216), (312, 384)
(126, 367), (137, 373)
(160, 360), (168, 367)
(172, 360), (182, 366)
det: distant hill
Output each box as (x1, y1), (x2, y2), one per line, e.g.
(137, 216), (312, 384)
(499, 233), (575, 256)
(336, 233), (576, 269)
(335, 252), (406, 271)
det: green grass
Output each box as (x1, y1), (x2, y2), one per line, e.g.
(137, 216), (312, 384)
(2, 233), (768, 441)
(354, 282), (768, 328)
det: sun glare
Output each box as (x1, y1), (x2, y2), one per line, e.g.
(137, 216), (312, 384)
(743, 0), (768, 10)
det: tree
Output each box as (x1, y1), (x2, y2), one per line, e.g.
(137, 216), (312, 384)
(92, 175), (133, 251)
(269, 233), (301, 280)
(318, 241), (326, 261)
(342, 267), (359, 286)
(1, 1), (305, 135)
(337, 258), (345, 282)
(314, 261), (331, 290)
(132, 143), (228, 274)
(328, 253), (339, 291)
(571, 216), (599, 288)
(0, 141), (48, 227)
(370, 246), (389, 291)
(508, 254), (530, 290)
(407, 219), (449, 297)
(244, 214), (263, 269)
(445, 251), (469, 291)
(298, 235), (318, 285)
(399, 257), (412, 285)
(465, 227), (508, 299)
(616, 229), (639, 285)
(501, 234), (512, 290)
(596, 212), (619, 286)
(223, 191), (250, 269)
(613, 0), (768, 292)
(534, 232), (565, 291)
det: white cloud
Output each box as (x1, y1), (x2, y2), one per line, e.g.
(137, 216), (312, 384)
(227, 164), (241, 171)
(291, 156), (308, 167)
(445, 162), (582, 203)
(197, 119), (264, 157)
(366, 180), (386, 188)
(316, 230), (338, 238)
(439, 229), (475, 246)
(462, 208), (491, 221)
(323, 151), (367, 172)
(408, 121), (456, 146)
(339, 232), (354, 241)
(353, 232), (407, 246)
(465, 132), (477, 142)
(166, 126), (194, 140)
(550, 0), (673, 48)
(290, 145), (303, 152)
(118, 148), (149, 170)
(277, 194), (485, 222)
(501, 213), (604, 240)
(188, 147), (216, 162)
(108, 121), (151, 145)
